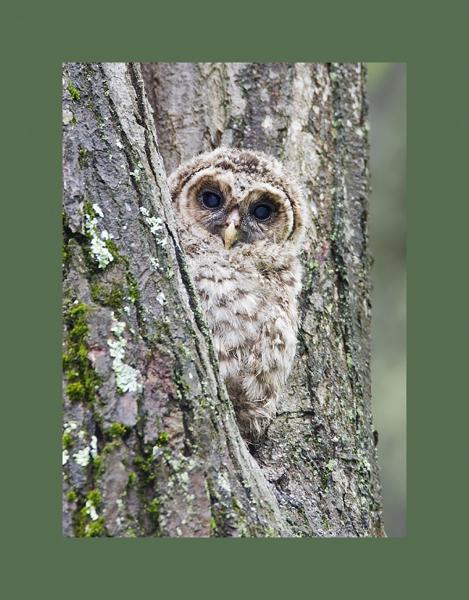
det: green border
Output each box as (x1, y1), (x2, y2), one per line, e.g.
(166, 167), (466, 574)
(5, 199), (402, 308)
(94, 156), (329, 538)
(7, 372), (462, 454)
(1, 0), (466, 597)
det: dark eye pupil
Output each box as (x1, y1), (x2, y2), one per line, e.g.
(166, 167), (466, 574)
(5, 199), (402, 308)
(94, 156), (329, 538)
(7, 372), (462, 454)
(253, 204), (272, 220)
(201, 191), (222, 209)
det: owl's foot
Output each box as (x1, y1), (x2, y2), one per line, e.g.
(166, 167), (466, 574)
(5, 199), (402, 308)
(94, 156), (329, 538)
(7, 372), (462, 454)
(237, 405), (275, 444)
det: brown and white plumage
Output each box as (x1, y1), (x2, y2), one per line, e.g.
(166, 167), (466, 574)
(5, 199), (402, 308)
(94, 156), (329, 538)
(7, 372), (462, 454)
(169, 148), (305, 441)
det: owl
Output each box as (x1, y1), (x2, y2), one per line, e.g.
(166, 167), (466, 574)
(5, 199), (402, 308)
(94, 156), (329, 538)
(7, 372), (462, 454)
(169, 148), (305, 442)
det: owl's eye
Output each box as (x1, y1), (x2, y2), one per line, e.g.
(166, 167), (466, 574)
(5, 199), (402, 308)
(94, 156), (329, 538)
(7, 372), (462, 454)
(201, 190), (223, 209)
(251, 203), (273, 221)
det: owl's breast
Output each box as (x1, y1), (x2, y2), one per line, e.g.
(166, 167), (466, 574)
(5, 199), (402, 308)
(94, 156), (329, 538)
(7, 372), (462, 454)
(191, 257), (262, 339)
(188, 251), (299, 382)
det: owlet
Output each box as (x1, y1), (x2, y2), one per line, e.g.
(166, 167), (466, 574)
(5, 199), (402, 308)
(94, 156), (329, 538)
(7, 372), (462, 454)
(169, 148), (305, 442)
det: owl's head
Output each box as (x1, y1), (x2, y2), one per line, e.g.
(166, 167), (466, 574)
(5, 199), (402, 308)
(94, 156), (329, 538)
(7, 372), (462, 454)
(169, 148), (305, 251)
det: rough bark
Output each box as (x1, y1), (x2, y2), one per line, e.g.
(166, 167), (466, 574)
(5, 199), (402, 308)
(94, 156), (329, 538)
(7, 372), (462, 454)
(62, 61), (384, 537)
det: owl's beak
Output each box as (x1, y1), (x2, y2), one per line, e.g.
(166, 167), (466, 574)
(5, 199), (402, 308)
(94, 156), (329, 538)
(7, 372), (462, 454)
(223, 221), (239, 250)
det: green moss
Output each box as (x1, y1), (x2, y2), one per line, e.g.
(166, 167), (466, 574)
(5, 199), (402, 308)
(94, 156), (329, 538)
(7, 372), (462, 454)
(91, 282), (124, 311)
(67, 490), (77, 502)
(105, 239), (121, 262)
(176, 377), (190, 396)
(84, 232), (140, 310)
(62, 239), (70, 267)
(320, 468), (330, 488)
(86, 489), (102, 507)
(67, 83), (81, 101)
(147, 498), (160, 524)
(303, 259), (319, 293)
(125, 527), (137, 538)
(151, 319), (172, 345)
(83, 199), (96, 220)
(85, 517), (106, 537)
(63, 302), (100, 404)
(156, 431), (169, 446)
(231, 497), (242, 513)
(175, 342), (191, 360)
(106, 422), (129, 439)
(92, 455), (102, 473)
(101, 438), (122, 456)
(126, 272), (140, 303)
(62, 432), (73, 449)
(128, 471), (137, 486)
(134, 455), (156, 484)
(73, 495), (105, 537)
(78, 146), (90, 168)
(66, 381), (85, 402)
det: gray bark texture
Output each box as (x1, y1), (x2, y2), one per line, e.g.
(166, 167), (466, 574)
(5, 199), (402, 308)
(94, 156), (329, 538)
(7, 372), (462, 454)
(62, 61), (384, 537)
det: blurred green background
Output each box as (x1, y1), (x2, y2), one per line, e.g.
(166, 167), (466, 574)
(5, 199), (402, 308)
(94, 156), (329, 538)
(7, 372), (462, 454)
(367, 63), (406, 537)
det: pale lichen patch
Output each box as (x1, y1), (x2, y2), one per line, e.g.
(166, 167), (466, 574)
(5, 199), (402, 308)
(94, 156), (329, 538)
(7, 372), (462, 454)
(150, 257), (160, 270)
(73, 446), (91, 467)
(140, 206), (168, 247)
(262, 115), (274, 130)
(90, 435), (98, 458)
(156, 292), (166, 306)
(84, 205), (114, 269)
(85, 499), (99, 521)
(107, 313), (142, 394)
(63, 108), (74, 125)
(130, 162), (143, 181)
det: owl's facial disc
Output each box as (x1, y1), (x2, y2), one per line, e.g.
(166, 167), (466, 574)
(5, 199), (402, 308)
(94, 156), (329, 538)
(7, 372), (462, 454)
(181, 168), (296, 249)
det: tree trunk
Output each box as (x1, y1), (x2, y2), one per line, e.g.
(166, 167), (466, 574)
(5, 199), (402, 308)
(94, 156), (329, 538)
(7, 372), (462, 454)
(62, 61), (384, 537)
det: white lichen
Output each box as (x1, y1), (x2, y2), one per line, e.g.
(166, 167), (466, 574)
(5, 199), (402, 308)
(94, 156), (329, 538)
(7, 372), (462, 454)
(73, 447), (91, 467)
(156, 291), (166, 306)
(262, 115), (273, 130)
(62, 449), (69, 465)
(107, 313), (142, 394)
(130, 162), (143, 181)
(85, 499), (99, 521)
(140, 206), (167, 246)
(116, 499), (125, 528)
(148, 217), (163, 235)
(90, 435), (98, 458)
(84, 205), (114, 269)
(64, 421), (78, 434)
(217, 472), (232, 494)
(92, 203), (104, 218)
(62, 108), (74, 125)
(111, 318), (126, 337)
